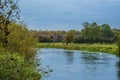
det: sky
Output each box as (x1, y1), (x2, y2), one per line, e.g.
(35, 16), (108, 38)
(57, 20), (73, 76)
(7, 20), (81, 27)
(19, 0), (120, 30)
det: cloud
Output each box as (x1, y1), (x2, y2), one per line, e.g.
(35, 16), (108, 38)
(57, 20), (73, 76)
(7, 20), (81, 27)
(19, 0), (120, 30)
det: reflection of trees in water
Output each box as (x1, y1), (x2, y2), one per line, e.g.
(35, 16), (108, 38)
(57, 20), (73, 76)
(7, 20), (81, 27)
(116, 59), (120, 80)
(81, 52), (108, 64)
(81, 52), (98, 72)
(80, 52), (108, 72)
(81, 52), (100, 64)
(64, 51), (74, 64)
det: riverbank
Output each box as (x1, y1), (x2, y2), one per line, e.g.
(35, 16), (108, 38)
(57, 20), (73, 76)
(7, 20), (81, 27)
(37, 43), (118, 54)
(0, 47), (41, 80)
(0, 52), (41, 80)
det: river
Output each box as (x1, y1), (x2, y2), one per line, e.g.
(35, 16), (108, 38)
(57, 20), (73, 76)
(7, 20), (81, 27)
(36, 48), (120, 80)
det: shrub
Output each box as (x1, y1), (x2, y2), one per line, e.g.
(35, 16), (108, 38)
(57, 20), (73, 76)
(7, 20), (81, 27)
(0, 23), (41, 79)
(7, 23), (38, 59)
(0, 53), (41, 80)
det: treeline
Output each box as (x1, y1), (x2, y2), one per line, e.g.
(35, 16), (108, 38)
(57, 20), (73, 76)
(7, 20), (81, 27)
(34, 22), (119, 44)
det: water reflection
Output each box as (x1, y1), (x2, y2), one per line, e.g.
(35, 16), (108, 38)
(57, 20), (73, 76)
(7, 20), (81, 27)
(81, 52), (99, 60)
(64, 51), (74, 64)
(80, 51), (111, 74)
(37, 48), (118, 80)
(81, 52), (102, 64)
(81, 52), (109, 63)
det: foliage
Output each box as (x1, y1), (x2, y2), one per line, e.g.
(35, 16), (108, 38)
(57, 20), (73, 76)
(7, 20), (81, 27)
(7, 23), (38, 59)
(0, 0), (20, 46)
(101, 24), (113, 38)
(117, 31), (120, 55)
(0, 0), (41, 79)
(37, 43), (117, 54)
(0, 53), (41, 80)
(62, 30), (75, 44)
(0, 23), (41, 80)
(35, 30), (65, 42)
(81, 22), (114, 43)
(34, 22), (118, 44)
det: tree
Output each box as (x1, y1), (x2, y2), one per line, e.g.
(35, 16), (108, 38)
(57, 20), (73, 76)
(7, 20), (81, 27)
(82, 22), (90, 28)
(82, 22), (90, 39)
(0, 1), (41, 79)
(81, 22), (90, 40)
(81, 22), (101, 43)
(91, 22), (97, 27)
(90, 22), (101, 42)
(117, 32), (120, 56)
(63, 30), (75, 45)
(101, 24), (113, 38)
(7, 23), (38, 59)
(0, 0), (20, 46)
(100, 24), (114, 43)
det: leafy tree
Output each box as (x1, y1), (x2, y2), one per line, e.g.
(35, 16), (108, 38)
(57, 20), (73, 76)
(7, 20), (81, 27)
(91, 22), (97, 27)
(0, 23), (41, 79)
(63, 30), (75, 45)
(0, 1), (41, 79)
(0, 0), (20, 46)
(81, 22), (101, 43)
(7, 23), (38, 59)
(100, 24), (114, 43)
(90, 22), (101, 42)
(82, 22), (90, 28)
(81, 22), (90, 40)
(101, 24), (113, 38)
(117, 32), (120, 55)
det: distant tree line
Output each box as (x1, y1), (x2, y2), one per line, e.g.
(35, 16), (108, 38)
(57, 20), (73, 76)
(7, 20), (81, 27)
(34, 22), (120, 44)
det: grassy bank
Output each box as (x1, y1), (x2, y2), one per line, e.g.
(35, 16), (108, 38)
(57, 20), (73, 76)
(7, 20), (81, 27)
(37, 43), (118, 54)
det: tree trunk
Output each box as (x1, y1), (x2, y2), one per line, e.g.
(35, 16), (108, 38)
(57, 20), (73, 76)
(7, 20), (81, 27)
(3, 26), (9, 47)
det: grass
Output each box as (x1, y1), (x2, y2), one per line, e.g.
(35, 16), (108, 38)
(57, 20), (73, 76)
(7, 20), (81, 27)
(36, 43), (118, 54)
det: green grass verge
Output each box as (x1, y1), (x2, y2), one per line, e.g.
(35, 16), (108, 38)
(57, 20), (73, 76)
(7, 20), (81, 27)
(36, 43), (118, 54)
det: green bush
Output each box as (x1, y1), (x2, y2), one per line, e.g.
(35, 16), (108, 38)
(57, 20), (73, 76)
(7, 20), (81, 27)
(0, 23), (41, 80)
(0, 53), (41, 80)
(8, 23), (38, 59)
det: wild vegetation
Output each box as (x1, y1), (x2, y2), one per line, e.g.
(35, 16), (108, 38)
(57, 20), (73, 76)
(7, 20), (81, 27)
(117, 32), (120, 55)
(0, 0), (41, 80)
(62, 30), (75, 45)
(0, 0), (120, 79)
(37, 43), (117, 54)
(35, 22), (120, 54)
(35, 22), (119, 44)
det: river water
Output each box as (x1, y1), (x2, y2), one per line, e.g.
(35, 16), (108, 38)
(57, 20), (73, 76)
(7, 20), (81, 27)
(36, 48), (120, 80)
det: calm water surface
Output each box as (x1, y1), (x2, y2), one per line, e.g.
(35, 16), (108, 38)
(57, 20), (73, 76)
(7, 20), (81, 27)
(36, 48), (120, 80)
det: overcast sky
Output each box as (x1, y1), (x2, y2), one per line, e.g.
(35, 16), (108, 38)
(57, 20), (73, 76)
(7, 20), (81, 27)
(19, 0), (120, 30)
